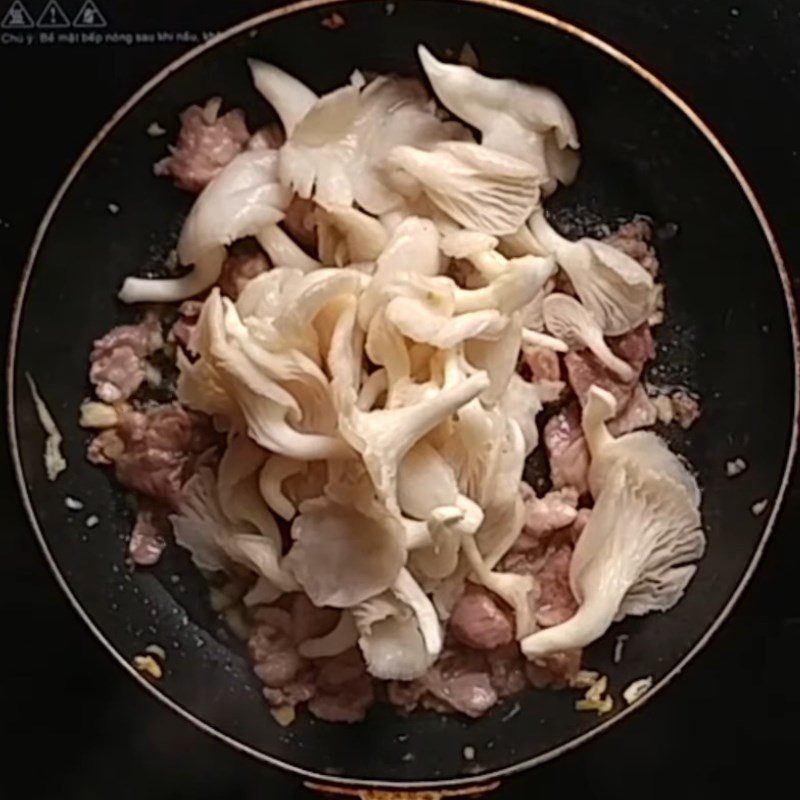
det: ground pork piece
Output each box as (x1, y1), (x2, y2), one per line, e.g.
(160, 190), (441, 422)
(671, 389), (701, 429)
(517, 483), (579, 549)
(602, 219), (660, 276)
(247, 123), (285, 151)
(290, 593), (339, 644)
(217, 240), (270, 299)
(154, 101), (250, 193)
(89, 315), (163, 403)
(499, 537), (578, 628)
(421, 648), (498, 718)
(521, 345), (562, 383)
(486, 644), (528, 698)
(249, 613), (305, 688)
(308, 649), (375, 723)
(127, 503), (170, 566)
(608, 383), (657, 436)
(564, 324), (655, 411)
(282, 195), (318, 253)
(167, 300), (204, 352)
(389, 647), (499, 718)
(449, 584), (514, 650)
(543, 403), (590, 495)
(88, 404), (217, 505)
(534, 545), (578, 627)
(499, 548), (542, 578)
(262, 670), (317, 709)
(525, 648), (583, 689)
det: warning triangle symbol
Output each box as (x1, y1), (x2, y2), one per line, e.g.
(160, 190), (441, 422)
(73, 0), (106, 28)
(36, 0), (69, 27)
(1, 1), (34, 29)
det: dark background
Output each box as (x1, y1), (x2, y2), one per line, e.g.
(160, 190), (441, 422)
(2, 1), (798, 797)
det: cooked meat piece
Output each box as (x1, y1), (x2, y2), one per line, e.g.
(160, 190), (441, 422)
(498, 548), (542, 578)
(423, 649), (498, 718)
(290, 593), (339, 644)
(87, 404), (217, 505)
(262, 671), (316, 709)
(154, 101), (250, 193)
(525, 648), (582, 689)
(608, 384), (657, 436)
(521, 344), (561, 383)
(449, 584), (514, 650)
(534, 545), (578, 627)
(282, 195), (318, 253)
(518, 484), (579, 548)
(89, 315), (163, 403)
(420, 680), (494, 716)
(564, 324), (655, 410)
(308, 649), (375, 723)
(389, 647), (499, 718)
(217, 241), (270, 300)
(249, 613), (305, 688)
(543, 403), (590, 496)
(127, 503), (170, 566)
(167, 300), (204, 352)
(486, 644), (528, 698)
(602, 219), (660, 276)
(671, 389), (701, 429)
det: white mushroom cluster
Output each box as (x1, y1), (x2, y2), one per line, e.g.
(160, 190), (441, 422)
(119, 46), (704, 679)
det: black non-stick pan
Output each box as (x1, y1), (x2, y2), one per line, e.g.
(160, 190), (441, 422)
(7, 0), (798, 794)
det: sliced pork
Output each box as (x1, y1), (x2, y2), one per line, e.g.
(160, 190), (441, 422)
(89, 315), (163, 403)
(155, 101), (250, 193)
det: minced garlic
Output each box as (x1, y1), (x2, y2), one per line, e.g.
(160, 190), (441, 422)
(133, 654), (163, 680)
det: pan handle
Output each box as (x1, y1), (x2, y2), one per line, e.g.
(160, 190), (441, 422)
(304, 780), (502, 799)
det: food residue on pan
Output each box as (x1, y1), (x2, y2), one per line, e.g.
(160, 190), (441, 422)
(622, 676), (653, 705)
(751, 499), (769, 516)
(270, 705), (296, 727)
(458, 42), (479, 68)
(79, 400), (119, 429)
(26, 373), (67, 481)
(64, 496), (84, 511)
(144, 643), (167, 660)
(613, 633), (629, 664)
(575, 674), (614, 716)
(321, 12), (346, 29)
(650, 392), (674, 425)
(132, 653), (163, 680)
(725, 457), (747, 478)
(649, 387), (701, 429)
(147, 121), (167, 137)
(107, 203), (120, 215)
(462, 746), (476, 761)
(570, 670), (600, 689)
(85, 514), (99, 528)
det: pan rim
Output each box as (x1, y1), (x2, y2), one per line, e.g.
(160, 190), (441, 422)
(6, 0), (799, 790)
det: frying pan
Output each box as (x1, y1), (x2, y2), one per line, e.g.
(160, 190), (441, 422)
(7, 0), (798, 793)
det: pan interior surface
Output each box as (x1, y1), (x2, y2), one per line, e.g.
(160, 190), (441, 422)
(8, 0), (796, 787)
